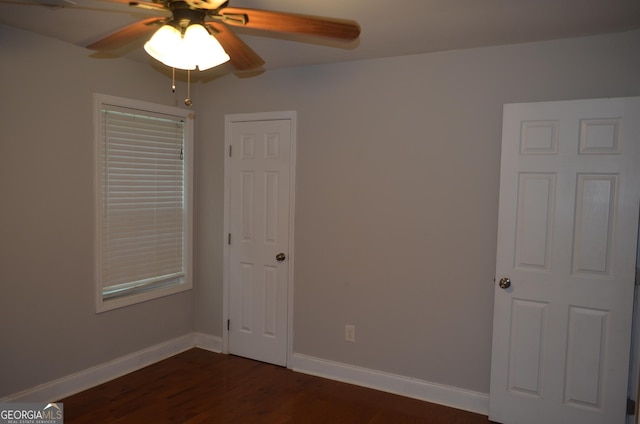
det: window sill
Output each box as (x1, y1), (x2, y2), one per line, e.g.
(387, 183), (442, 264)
(96, 280), (192, 313)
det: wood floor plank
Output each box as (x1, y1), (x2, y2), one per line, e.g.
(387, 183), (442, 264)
(59, 348), (493, 423)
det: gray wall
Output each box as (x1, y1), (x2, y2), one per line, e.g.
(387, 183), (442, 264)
(195, 30), (640, 394)
(0, 25), (195, 398)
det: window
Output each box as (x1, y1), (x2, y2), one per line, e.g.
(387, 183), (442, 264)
(94, 94), (193, 312)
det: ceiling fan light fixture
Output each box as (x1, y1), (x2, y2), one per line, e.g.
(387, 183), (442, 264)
(144, 24), (190, 68)
(183, 24), (230, 71)
(144, 23), (229, 71)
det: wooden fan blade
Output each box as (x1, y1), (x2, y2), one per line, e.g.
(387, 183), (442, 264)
(86, 17), (165, 50)
(206, 22), (265, 71)
(219, 7), (360, 40)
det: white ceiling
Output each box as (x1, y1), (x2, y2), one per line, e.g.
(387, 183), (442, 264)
(2, 0), (640, 73)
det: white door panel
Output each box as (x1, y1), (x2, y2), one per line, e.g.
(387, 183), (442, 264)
(490, 98), (640, 424)
(226, 116), (294, 367)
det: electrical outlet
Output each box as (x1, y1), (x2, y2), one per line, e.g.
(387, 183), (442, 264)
(345, 324), (355, 342)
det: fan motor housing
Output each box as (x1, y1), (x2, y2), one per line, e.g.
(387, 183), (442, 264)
(170, 1), (207, 29)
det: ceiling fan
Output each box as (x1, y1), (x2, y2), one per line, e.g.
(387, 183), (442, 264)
(86, 0), (361, 72)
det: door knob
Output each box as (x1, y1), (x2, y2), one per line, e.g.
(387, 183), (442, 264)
(498, 277), (511, 289)
(276, 252), (286, 262)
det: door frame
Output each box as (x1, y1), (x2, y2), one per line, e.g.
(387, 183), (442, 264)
(222, 111), (297, 367)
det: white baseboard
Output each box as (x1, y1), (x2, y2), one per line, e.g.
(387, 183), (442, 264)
(3, 335), (487, 417)
(194, 332), (223, 352)
(291, 353), (489, 416)
(2, 332), (222, 403)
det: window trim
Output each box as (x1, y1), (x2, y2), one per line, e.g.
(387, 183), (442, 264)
(93, 93), (193, 313)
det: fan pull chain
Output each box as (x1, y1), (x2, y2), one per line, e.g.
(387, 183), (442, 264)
(172, 67), (176, 93)
(184, 69), (193, 106)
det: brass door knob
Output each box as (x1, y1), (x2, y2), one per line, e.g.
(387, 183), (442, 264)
(499, 277), (511, 289)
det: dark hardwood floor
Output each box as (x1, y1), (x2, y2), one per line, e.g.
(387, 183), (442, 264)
(60, 348), (493, 423)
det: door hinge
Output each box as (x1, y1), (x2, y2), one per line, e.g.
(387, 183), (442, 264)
(228, 233), (231, 245)
(627, 398), (636, 415)
(229, 145), (232, 157)
(227, 319), (230, 331)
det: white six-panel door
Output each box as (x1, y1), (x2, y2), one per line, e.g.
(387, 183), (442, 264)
(489, 98), (640, 424)
(225, 113), (295, 367)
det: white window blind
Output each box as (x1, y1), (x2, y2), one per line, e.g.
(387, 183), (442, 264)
(95, 95), (192, 310)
